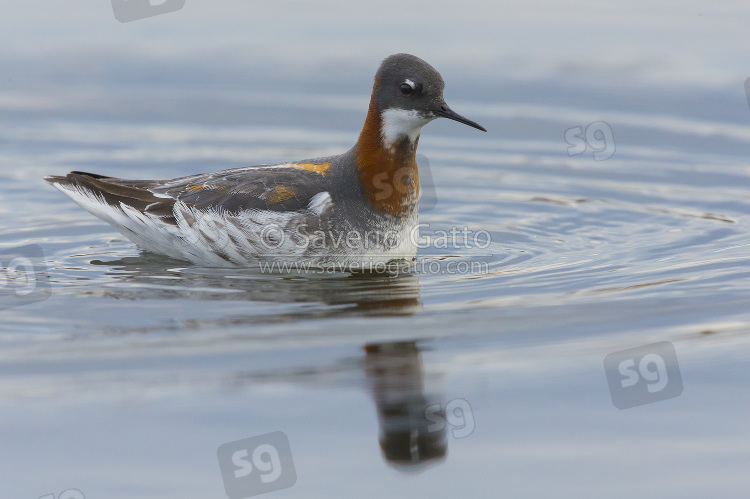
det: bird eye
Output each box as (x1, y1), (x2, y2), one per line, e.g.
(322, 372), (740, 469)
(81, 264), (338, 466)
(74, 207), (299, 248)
(400, 83), (413, 95)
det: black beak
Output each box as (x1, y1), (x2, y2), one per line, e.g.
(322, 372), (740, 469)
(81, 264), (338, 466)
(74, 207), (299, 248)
(434, 103), (487, 132)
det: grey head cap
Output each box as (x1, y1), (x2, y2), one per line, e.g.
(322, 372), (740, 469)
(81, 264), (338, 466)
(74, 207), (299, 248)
(372, 53), (487, 132)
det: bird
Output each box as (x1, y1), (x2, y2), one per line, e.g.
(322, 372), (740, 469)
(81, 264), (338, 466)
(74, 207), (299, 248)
(45, 53), (486, 270)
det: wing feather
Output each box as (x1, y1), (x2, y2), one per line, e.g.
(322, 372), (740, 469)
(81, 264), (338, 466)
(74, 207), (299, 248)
(45, 163), (333, 221)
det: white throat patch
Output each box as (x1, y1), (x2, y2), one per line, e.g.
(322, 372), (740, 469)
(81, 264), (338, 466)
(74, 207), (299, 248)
(380, 108), (435, 151)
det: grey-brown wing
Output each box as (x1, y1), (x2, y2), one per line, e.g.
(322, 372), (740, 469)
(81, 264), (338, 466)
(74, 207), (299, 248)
(45, 165), (332, 225)
(154, 166), (330, 213)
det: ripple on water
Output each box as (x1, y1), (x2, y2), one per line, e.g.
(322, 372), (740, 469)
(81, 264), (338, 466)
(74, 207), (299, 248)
(1, 84), (750, 354)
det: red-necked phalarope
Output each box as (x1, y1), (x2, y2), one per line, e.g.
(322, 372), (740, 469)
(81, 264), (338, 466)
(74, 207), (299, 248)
(46, 53), (486, 269)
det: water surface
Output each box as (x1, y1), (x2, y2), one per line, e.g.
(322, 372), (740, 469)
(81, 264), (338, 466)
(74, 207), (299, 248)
(2, 2), (750, 498)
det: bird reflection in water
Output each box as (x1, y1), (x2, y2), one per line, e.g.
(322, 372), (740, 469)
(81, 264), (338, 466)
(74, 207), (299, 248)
(91, 253), (449, 470)
(91, 253), (424, 320)
(365, 341), (447, 471)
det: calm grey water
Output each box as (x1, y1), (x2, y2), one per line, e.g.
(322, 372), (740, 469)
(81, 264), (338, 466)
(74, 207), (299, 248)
(2, 2), (750, 498)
